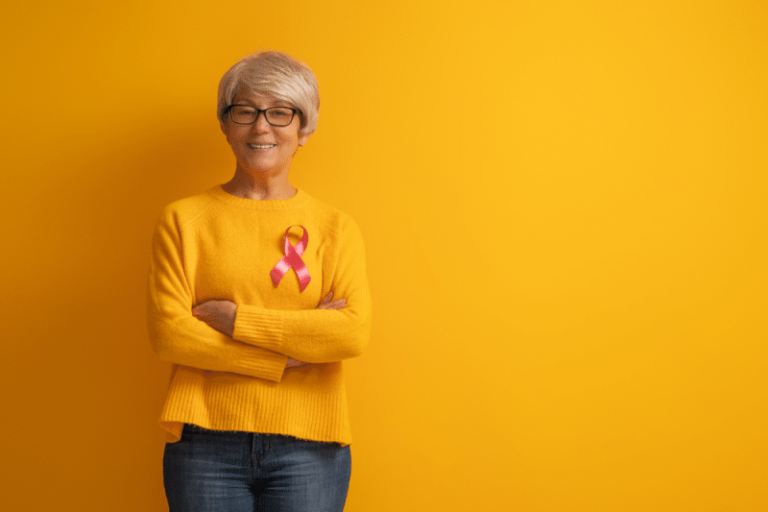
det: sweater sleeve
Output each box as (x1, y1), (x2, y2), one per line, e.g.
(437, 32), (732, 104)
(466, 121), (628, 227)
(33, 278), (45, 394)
(232, 216), (372, 363)
(146, 208), (288, 381)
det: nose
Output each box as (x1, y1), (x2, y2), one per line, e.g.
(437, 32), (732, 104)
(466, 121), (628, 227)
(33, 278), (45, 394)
(253, 111), (271, 132)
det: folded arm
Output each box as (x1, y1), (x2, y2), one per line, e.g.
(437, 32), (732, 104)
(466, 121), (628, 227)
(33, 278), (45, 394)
(231, 217), (372, 363)
(232, 302), (371, 363)
(146, 209), (288, 382)
(191, 292), (349, 367)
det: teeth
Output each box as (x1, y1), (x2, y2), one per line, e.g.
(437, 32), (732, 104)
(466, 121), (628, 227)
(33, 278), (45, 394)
(248, 144), (275, 149)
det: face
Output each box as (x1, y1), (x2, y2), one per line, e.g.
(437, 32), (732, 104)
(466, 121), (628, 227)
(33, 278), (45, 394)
(221, 91), (310, 177)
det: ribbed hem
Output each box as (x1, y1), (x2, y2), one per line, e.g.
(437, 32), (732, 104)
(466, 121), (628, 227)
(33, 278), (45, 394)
(208, 185), (311, 210)
(233, 305), (285, 352)
(159, 365), (352, 446)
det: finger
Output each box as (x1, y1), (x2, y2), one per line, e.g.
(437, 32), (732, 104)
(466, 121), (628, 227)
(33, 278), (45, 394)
(316, 292), (334, 308)
(193, 301), (212, 312)
(192, 308), (217, 323)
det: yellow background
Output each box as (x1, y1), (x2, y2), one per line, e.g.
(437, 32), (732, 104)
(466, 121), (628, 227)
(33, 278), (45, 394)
(1, 1), (766, 511)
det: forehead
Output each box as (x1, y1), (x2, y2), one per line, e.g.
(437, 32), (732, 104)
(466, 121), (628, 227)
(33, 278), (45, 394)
(233, 90), (292, 108)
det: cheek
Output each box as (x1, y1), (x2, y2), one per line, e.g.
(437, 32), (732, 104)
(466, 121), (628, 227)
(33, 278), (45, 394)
(223, 128), (236, 147)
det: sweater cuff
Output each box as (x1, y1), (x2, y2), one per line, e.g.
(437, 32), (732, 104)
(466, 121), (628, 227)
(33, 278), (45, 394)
(233, 304), (285, 352)
(237, 348), (288, 382)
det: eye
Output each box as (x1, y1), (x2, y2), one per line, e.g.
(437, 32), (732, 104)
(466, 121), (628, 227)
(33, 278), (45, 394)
(235, 107), (257, 115)
(271, 108), (291, 118)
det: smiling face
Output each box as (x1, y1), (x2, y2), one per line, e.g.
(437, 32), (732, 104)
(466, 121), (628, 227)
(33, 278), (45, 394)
(221, 90), (310, 177)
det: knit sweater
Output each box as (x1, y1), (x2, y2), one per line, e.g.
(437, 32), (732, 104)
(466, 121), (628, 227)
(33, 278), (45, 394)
(147, 185), (372, 446)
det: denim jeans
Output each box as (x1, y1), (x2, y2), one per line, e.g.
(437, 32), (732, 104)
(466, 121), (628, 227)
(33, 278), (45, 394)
(163, 423), (351, 512)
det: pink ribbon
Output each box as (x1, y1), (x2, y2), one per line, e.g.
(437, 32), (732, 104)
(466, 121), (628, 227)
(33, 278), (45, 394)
(270, 225), (311, 292)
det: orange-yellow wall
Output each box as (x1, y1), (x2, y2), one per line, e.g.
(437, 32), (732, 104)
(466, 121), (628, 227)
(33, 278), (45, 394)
(1, 1), (766, 511)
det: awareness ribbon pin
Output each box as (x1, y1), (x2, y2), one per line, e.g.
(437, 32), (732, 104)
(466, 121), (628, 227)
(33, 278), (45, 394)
(270, 225), (311, 292)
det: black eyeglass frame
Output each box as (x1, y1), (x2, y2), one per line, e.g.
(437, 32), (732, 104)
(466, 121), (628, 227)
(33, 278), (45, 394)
(226, 104), (299, 127)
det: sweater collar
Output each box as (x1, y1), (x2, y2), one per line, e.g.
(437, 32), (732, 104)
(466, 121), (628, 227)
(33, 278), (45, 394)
(209, 185), (311, 210)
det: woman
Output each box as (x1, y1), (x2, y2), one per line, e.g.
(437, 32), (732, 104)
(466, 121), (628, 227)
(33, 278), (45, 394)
(147, 51), (372, 512)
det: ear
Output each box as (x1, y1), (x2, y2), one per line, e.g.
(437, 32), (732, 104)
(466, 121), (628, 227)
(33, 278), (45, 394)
(298, 130), (312, 147)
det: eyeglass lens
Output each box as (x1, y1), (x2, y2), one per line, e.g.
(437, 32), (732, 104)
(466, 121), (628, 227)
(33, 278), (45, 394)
(230, 106), (295, 126)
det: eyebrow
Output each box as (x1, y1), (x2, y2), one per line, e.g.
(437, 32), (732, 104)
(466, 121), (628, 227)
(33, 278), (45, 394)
(233, 98), (293, 108)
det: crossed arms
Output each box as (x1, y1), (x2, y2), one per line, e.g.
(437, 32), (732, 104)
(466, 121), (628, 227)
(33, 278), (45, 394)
(146, 210), (372, 383)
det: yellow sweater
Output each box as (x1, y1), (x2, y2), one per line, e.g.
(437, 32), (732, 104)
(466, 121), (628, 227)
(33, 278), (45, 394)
(147, 186), (372, 445)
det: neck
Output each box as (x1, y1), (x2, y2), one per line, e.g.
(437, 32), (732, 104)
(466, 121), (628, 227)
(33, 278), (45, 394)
(222, 168), (297, 200)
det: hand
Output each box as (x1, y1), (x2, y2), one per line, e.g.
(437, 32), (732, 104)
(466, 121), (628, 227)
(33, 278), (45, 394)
(192, 300), (237, 338)
(286, 357), (312, 369)
(316, 291), (346, 310)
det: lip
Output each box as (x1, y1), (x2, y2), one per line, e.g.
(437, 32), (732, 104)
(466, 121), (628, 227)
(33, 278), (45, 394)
(247, 144), (276, 151)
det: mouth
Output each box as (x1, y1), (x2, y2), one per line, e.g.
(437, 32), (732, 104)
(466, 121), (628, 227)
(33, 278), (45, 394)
(248, 143), (276, 149)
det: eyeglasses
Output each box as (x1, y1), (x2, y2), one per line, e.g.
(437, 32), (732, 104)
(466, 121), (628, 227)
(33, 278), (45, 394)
(227, 105), (298, 126)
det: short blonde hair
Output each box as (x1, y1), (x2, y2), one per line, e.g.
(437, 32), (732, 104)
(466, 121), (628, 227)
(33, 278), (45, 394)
(217, 51), (320, 135)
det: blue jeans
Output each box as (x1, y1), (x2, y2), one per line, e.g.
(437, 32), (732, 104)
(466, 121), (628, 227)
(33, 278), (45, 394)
(163, 424), (351, 512)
